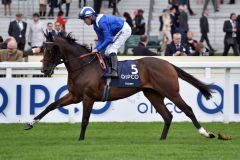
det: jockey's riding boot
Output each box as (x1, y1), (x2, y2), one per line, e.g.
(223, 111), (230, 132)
(111, 53), (118, 77)
(106, 53), (118, 78)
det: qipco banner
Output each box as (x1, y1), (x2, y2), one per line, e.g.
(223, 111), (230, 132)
(0, 78), (239, 123)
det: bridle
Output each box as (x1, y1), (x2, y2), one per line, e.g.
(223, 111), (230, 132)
(42, 42), (98, 74)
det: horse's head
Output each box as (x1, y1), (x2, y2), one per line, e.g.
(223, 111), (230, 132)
(42, 32), (92, 76)
(41, 32), (62, 76)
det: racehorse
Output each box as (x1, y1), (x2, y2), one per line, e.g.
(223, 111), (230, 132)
(25, 33), (215, 140)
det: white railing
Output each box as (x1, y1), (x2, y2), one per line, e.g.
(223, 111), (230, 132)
(0, 57), (240, 123)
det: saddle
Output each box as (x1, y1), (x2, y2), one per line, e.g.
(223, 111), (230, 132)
(80, 52), (140, 102)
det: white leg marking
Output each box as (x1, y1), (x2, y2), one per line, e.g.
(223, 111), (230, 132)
(29, 119), (40, 126)
(198, 127), (210, 138)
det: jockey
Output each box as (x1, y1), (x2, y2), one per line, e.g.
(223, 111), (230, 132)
(79, 7), (132, 77)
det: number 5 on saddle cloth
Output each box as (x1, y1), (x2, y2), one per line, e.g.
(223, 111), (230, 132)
(101, 55), (141, 101)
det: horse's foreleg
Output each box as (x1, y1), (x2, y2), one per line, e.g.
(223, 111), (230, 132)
(143, 90), (173, 140)
(79, 96), (94, 141)
(24, 93), (78, 130)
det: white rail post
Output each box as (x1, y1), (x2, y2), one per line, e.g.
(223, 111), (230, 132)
(223, 68), (230, 123)
(68, 107), (75, 124)
(205, 68), (211, 78)
(6, 68), (12, 78)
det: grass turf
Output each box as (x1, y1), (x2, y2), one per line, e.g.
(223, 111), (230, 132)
(0, 122), (239, 160)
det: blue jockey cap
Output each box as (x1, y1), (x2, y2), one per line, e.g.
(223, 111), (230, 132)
(79, 7), (96, 19)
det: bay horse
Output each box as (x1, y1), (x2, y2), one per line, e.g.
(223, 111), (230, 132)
(25, 33), (215, 140)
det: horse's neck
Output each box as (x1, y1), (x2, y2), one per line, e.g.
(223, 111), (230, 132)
(64, 55), (101, 78)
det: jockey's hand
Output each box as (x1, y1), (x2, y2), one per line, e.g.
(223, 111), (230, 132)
(92, 49), (98, 53)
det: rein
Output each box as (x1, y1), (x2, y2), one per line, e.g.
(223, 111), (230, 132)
(80, 52), (106, 70)
(43, 41), (106, 74)
(60, 52), (106, 73)
(63, 54), (97, 73)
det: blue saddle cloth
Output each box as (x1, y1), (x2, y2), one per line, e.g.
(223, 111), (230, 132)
(103, 60), (140, 88)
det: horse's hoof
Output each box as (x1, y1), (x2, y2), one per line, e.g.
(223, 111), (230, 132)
(79, 136), (85, 141)
(208, 132), (216, 138)
(24, 123), (33, 130)
(160, 137), (167, 140)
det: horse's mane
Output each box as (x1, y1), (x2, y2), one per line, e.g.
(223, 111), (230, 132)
(56, 33), (91, 52)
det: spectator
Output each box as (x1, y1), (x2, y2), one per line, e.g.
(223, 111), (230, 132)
(59, 0), (72, 17)
(168, 0), (179, 6)
(56, 10), (67, 31)
(0, 38), (40, 59)
(93, 0), (102, 14)
(159, 9), (164, 34)
(8, 13), (27, 51)
(169, 0), (180, 16)
(220, 0), (235, 4)
(108, 0), (113, 8)
(132, 9), (138, 28)
(0, 36), (16, 49)
(197, 0), (203, 5)
(132, 35), (157, 56)
(48, 0), (58, 17)
(161, 9), (172, 52)
(79, 0), (86, 8)
(39, 0), (47, 17)
(0, 36), (3, 48)
(58, 0), (64, 12)
(28, 13), (45, 48)
(228, 0), (235, 4)
(186, 31), (198, 55)
(133, 9), (145, 35)
(177, 5), (188, 44)
(170, 6), (178, 37)
(165, 33), (190, 56)
(200, 10), (216, 53)
(111, 0), (119, 15)
(237, 15), (240, 53)
(178, 5), (188, 31)
(54, 22), (66, 35)
(179, 0), (187, 9)
(159, 9), (164, 50)
(203, 0), (218, 13)
(46, 22), (57, 36)
(2, 0), (11, 16)
(123, 12), (133, 29)
(65, 0), (72, 17)
(216, 0), (221, 9)
(0, 40), (23, 62)
(187, 0), (196, 16)
(192, 42), (210, 56)
(223, 13), (239, 56)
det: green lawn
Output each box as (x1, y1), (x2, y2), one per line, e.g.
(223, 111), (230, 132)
(0, 122), (239, 160)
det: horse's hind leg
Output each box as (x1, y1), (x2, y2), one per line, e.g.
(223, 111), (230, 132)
(143, 90), (173, 140)
(169, 93), (215, 138)
(24, 92), (79, 130)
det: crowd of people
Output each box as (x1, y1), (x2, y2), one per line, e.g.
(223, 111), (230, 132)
(0, 11), (66, 62)
(157, 0), (240, 56)
(0, 0), (240, 62)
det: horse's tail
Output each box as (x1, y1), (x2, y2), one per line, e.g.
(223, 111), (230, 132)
(172, 64), (212, 100)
